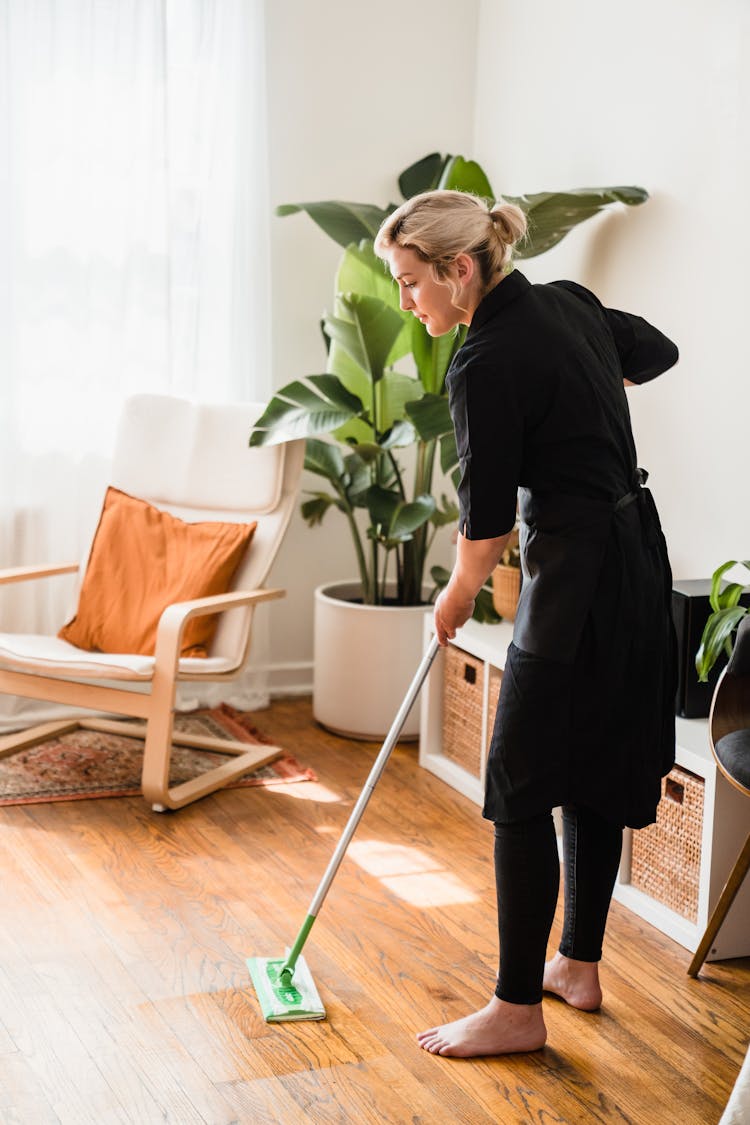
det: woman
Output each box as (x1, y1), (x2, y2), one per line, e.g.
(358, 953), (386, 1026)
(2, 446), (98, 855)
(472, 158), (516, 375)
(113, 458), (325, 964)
(374, 190), (678, 1058)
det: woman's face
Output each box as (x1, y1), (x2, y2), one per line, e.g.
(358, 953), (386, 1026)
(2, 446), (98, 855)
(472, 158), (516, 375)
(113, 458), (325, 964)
(384, 245), (474, 336)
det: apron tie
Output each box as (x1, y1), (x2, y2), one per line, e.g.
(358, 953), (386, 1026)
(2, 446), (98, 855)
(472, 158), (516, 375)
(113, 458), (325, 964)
(613, 467), (649, 512)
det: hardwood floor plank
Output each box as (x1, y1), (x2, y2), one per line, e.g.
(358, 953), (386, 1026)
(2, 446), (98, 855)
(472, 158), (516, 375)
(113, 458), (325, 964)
(218, 1073), (336, 1124)
(0, 984), (121, 1124)
(604, 903), (750, 1063)
(0, 1050), (61, 1125)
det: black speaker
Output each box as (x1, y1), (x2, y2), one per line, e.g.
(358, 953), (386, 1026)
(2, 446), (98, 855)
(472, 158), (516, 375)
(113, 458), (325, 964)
(672, 578), (750, 718)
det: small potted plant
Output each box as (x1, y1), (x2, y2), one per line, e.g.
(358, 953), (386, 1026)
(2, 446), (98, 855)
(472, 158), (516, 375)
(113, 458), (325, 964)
(696, 559), (750, 681)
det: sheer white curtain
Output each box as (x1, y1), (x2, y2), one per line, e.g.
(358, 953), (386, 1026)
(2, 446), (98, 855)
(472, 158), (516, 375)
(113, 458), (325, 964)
(0, 0), (272, 729)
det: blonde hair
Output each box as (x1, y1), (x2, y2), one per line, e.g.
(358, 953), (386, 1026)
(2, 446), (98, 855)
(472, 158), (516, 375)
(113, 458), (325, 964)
(374, 189), (527, 304)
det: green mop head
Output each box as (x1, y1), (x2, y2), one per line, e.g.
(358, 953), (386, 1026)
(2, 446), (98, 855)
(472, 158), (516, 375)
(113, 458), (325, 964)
(247, 954), (326, 1022)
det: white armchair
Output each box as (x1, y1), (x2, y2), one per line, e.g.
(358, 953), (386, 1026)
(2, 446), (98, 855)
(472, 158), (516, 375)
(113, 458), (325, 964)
(0, 394), (304, 811)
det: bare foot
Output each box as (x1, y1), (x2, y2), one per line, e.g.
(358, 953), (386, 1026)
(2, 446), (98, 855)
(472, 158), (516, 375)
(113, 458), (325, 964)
(543, 952), (602, 1011)
(417, 996), (546, 1058)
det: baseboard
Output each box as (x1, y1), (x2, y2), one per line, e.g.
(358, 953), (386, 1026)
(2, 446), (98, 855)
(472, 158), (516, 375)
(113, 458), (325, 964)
(265, 660), (313, 699)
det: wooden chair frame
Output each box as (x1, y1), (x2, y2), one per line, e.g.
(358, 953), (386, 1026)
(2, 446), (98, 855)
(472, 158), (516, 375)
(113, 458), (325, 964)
(0, 566), (287, 810)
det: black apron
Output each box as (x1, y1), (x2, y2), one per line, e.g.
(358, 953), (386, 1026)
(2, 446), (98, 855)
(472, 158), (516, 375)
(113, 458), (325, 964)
(483, 470), (677, 829)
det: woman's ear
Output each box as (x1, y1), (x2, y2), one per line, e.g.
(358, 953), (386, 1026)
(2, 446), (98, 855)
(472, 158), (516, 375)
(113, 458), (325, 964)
(454, 252), (477, 284)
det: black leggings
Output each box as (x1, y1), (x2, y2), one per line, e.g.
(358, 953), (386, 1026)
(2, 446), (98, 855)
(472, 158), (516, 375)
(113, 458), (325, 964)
(493, 805), (623, 1005)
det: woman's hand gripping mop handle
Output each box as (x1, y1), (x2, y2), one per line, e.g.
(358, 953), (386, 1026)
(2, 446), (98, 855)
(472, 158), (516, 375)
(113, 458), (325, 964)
(278, 633), (441, 987)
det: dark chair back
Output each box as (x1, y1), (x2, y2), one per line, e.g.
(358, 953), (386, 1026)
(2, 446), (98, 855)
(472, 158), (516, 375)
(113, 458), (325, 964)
(710, 615), (750, 797)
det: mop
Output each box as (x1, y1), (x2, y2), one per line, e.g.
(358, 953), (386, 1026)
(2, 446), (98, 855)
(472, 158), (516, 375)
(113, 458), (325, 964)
(248, 634), (441, 1022)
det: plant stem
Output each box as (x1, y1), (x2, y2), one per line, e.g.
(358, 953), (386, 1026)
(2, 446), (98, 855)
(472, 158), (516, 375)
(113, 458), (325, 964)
(402, 437), (437, 604)
(371, 534), (379, 605)
(387, 451), (406, 501)
(345, 505), (371, 602)
(380, 547), (392, 604)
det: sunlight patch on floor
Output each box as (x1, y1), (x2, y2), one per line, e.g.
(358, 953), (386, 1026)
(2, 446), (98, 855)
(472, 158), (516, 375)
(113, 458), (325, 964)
(346, 839), (478, 907)
(266, 781), (342, 803)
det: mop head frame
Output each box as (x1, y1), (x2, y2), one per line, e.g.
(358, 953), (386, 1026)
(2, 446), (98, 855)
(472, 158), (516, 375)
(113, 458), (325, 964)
(247, 954), (325, 1022)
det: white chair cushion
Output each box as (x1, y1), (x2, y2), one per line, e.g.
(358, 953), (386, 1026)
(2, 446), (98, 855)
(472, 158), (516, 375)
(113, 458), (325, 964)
(0, 634), (237, 681)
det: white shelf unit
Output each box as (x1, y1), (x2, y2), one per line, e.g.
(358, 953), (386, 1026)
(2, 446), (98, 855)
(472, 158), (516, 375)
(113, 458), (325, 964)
(418, 615), (750, 961)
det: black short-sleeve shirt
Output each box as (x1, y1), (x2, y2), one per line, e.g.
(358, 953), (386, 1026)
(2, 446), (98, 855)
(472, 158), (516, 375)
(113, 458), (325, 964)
(446, 270), (679, 540)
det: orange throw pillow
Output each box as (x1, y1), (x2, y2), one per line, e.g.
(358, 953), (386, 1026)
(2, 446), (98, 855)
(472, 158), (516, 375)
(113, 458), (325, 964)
(59, 487), (257, 657)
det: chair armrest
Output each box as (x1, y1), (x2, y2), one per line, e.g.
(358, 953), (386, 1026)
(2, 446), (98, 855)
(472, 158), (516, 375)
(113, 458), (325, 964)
(0, 563), (80, 586)
(153, 587), (285, 666)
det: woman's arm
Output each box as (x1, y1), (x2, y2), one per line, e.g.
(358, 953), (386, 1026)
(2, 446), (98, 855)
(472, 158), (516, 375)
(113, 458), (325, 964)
(605, 308), (679, 384)
(434, 530), (512, 646)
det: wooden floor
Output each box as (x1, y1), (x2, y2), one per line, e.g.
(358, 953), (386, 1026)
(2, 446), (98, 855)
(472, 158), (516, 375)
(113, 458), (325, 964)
(0, 697), (748, 1124)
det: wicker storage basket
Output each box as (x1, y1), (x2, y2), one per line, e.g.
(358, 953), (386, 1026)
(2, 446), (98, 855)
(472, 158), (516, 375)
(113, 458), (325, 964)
(630, 766), (704, 922)
(492, 564), (521, 621)
(442, 646), (484, 777)
(441, 645), (503, 778)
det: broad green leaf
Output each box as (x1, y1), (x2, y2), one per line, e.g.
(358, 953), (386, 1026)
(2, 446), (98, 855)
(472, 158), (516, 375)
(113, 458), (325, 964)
(346, 442), (381, 463)
(275, 200), (395, 248)
(507, 187), (649, 260)
(430, 565), (451, 587)
(398, 152), (451, 198)
(335, 243), (411, 362)
(336, 241), (392, 298)
(342, 451), (371, 504)
(696, 605), (748, 681)
(720, 582), (749, 610)
(366, 491), (436, 547)
(301, 493), (344, 526)
(380, 419), (415, 449)
(249, 376), (363, 445)
(327, 332), (373, 395)
(324, 314), (373, 379)
(332, 416), (376, 448)
(389, 494), (436, 539)
(376, 371), (424, 431)
(411, 319), (460, 394)
(438, 156), (495, 200)
(325, 294), (404, 384)
(406, 393), (454, 441)
(430, 494), (459, 528)
(332, 370), (423, 445)
(364, 484), (399, 529)
(473, 586), (501, 624)
(304, 437), (346, 484)
(709, 560), (750, 612)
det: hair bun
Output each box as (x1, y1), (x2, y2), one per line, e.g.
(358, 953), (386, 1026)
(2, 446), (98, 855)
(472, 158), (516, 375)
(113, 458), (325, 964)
(489, 201), (528, 247)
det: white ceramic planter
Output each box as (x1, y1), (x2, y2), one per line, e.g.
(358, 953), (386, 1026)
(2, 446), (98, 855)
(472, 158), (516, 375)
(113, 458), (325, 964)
(313, 580), (431, 741)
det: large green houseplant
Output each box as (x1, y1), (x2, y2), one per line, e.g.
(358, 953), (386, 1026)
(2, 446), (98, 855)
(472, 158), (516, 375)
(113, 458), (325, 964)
(250, 152), (648, 612)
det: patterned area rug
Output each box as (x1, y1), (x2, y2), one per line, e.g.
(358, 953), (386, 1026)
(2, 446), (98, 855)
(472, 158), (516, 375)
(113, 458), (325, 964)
(0, 703), (316, 806)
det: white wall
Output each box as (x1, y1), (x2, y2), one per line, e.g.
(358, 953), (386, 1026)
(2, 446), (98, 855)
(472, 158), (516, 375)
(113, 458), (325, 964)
(474, 0), (750, 581)
(264, 0), (479, 691)
(265, 0), (750, 692)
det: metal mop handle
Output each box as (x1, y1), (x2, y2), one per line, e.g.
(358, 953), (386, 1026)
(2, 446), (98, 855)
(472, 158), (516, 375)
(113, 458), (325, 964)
(279, 633), (441, 984)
